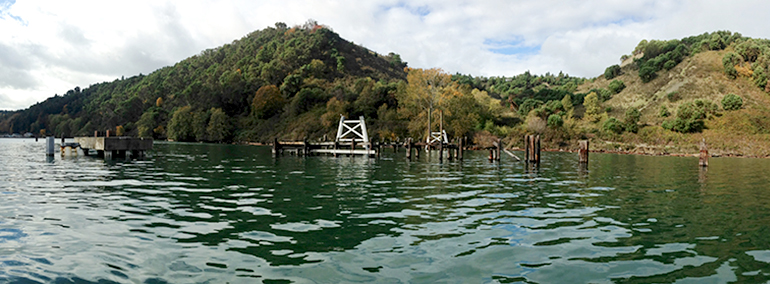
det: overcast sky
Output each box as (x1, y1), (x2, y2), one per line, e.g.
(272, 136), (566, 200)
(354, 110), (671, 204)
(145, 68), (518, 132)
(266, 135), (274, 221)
(1, 0), (769, 110)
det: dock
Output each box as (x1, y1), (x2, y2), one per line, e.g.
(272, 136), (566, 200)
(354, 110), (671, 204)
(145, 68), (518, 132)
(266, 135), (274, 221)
(74, 136), (153, 159)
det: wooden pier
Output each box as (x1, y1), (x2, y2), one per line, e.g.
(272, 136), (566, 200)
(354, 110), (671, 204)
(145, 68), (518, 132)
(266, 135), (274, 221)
(274, 116), (378, 158)
(75, 136), (153, 159)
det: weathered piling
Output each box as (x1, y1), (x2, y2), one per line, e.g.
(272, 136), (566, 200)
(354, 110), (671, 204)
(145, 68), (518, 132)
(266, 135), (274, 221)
(273, 138), (281, 156)
(406, 138), (412, 160)
(458, 138), (463, 160)
(525, 135), (541, 163)
(438, 140), (444, 161)
(579, 140), (589, 164)
(46, 137), (54, 156)
(699, 139), (708, 167)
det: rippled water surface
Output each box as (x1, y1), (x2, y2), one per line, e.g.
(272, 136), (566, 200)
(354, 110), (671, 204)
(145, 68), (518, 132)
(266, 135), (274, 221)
(3, 138), (770, 283)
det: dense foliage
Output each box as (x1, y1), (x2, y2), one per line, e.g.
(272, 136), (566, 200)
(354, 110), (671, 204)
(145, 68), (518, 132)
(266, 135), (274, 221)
(721, 93), (743, 110)
(3, 27), (769, 153)
(0, 21), (408, 142)
(662, 100), (718, 133)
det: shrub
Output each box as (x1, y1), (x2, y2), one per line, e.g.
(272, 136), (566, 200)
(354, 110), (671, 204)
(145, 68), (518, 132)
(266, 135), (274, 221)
(667, 91), (678, 101)
(608, 80), (626, 94)
(659, 105), (670, 117)
(624, 108), (641, 133)
(518, 98), (543, 117)
(722, 52), (741, 79)
(603, 117), (624, 134)
(664, 100), (717, 133)
(639, 64), (657, 83)
(547, 114), (563, 128)
(663, 60), (677, 70)
(604, 64), (621, 80)
(722, 93), (743, 110)
(591, 88), (613, 101)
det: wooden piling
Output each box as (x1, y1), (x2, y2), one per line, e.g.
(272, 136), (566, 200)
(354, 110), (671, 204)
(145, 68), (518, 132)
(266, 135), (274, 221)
(273, 138), (280, 157)
(439, 139), (444, 161)
(334, 141), (340, 158)
(579, 140), (589, 164)
(458, 138), (463, 160)
(496, 139), (502, 161)
(406, 138), (412, 160)
(525, 135), (541, 163)
(699, 139), (708, 167)
(351, 139), (357, 156)
(524, 135), (530, 162)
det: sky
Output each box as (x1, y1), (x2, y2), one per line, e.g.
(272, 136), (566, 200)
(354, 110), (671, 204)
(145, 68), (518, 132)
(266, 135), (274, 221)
(2, 0), (770, 111)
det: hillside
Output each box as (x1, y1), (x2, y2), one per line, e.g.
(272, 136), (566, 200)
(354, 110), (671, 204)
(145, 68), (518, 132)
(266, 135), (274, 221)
(3, 27), (770, 157)
(574, 31), (770, 156)
(0, 21), (582, 145)
(0, 21), (409, 142)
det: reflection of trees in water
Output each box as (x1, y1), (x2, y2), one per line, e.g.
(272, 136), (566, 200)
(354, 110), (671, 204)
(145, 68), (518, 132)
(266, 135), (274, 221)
(108, 144), (770, 281)
(139, 144), (406, 266)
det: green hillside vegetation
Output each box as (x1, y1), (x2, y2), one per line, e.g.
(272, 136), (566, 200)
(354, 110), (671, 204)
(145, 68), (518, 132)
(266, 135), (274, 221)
(576, 31), (770, 156)
(3, 27), (770, 157)
(0, 21), (584, 146)
(0, 20), (408, 142)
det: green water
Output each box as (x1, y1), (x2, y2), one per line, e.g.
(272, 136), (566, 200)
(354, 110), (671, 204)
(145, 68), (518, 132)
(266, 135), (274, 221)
(2, 139), (770, 283)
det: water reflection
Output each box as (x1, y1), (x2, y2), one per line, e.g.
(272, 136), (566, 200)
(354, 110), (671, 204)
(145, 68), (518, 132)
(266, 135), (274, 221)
(3, 139), (770, 283)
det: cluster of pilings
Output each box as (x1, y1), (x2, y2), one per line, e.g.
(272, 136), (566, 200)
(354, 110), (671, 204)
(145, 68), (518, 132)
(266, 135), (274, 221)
(404, 137), (465, 161)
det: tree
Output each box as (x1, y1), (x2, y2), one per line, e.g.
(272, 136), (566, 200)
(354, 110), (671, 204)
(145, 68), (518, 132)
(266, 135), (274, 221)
(639, 64), (657, 83)
(192, 110), (210, 141)
(518, 98), (543, 117)
(624, 108), (641, 133)
(723, 52), (742, 79)
(722, 93), (743, 110)
(397, 68), (453, 138)
(583, 92), (601, 122)
(252, 85), (286, 119)
(663, 100), (716, 133)
(167, 106), (195, 141)
(608, 80), (626, 94)
(603, 117), (624, 134)
(207, 108), (231, 142)
(604, 64), (621, 80)
(116, 125), (125, 136)
(547, 114), (563, 128)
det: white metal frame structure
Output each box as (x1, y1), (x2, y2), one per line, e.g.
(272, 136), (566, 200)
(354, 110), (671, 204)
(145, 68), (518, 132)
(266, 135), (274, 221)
(427, 130), (448, 145)
(336, 115), (370, 147)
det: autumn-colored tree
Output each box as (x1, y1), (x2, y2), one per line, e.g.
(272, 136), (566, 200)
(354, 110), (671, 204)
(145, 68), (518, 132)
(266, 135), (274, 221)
(396, 68), (453, 138)
(156, 97), (163, 107)
(252, 85), (286, 119)
(583, 92), (602, 122)
(116, 125), (125, 136)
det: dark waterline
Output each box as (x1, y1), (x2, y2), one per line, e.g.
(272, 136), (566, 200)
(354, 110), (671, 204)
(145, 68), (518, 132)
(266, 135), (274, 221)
(2, 138), (770, 283)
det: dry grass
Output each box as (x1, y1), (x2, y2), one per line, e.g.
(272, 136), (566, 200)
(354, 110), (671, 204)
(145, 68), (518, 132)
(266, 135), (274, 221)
(572, 49), (770, 157)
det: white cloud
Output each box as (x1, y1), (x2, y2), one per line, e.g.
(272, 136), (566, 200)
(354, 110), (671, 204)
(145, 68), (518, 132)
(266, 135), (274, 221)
(2, 0), (770, 110)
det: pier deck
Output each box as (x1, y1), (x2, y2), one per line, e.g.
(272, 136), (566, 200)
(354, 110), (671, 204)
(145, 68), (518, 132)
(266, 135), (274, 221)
(75, 137), (153, 159)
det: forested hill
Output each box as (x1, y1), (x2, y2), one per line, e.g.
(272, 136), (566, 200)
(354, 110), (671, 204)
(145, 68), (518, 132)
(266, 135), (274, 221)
(0, 21), (408, 142)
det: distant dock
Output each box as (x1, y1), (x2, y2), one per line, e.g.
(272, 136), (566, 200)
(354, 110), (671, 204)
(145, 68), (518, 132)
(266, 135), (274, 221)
(74, 136), (153, 159)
